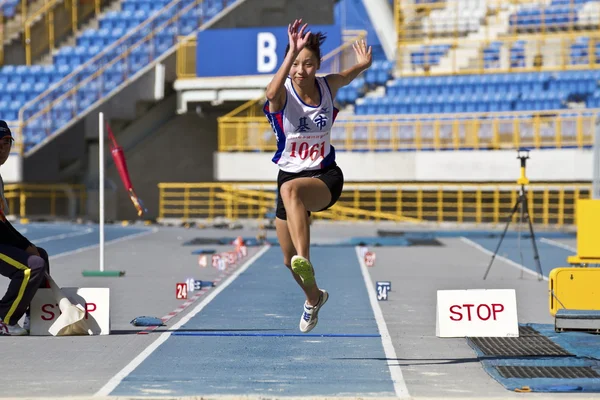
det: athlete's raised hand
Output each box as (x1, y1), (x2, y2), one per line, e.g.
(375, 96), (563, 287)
(288, 19), (311, 55)
(353, 39), (372, 69)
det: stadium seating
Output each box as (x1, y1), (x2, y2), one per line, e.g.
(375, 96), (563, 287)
(422, 0), (486, 36)
(346, 70), (600, 115)
(1, 0), (21, 18)
(510, 0), (599, 32)
(0, 0), (235, 150)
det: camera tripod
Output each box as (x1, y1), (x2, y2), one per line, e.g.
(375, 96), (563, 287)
(483, 149), (544, 281)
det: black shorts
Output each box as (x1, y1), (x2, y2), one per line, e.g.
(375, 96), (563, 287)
(276, 163), (344, 220)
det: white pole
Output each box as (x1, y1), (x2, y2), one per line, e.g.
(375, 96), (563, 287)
(99, 112), (105, 272)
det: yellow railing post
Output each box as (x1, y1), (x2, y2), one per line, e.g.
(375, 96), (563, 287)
(493, 188), (500, 225)
(19, 191), (26, 219)
(457, 188), (463, 223)
(543, 189), (549, 227)
(437, 188), (443, 223)
(558, 189), (565, 226)
(158, 185), (164, 218)
(476, 189), (482, 224)
(417, 189), (423, 221)
(72, 0), (78, 35)
(183, 186), (190, 221)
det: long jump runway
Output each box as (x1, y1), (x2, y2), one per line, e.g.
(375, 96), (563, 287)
(106, 246), (402, 398)
(0, 222), (597, 400)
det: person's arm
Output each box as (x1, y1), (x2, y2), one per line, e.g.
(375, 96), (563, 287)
(265, 19), (311, 112)
(0, 219), (32, 250)
(5, 219), (36, 254)
(325, 39), (373, 99)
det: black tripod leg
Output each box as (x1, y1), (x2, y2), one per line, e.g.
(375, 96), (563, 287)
(523, 195), (544, 281)
(483, 197), (521, 280)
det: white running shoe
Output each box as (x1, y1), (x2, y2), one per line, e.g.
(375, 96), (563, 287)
(7, 323), (28, 336)
(291, 255), (315, 286)
(299, 290), (329, 333)
(23, 315), (30, 333)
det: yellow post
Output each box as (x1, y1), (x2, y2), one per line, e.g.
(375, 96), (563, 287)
(19, 191), (26, 220)
(543, 189), (549, 226)
(476, 189), (482, 224)
(375, 188), (381, 221)
(452, 119), (459, 150)
(417, 189), (423, 221)
(48, 9), (55, 53)
(533, 114), (541, 149)
(493, 188), (500, 224)
(558, 189), (565, 226)
(492, 119), (499, 149)
(457, 189), (463, 223)
(25, 24), (31, 65)
(391, 121), (399, 151)
(576, 114), (583, 148)
(72, 0), (78, 34)
(226, 185), (234, 220)
(183, 186), (190, 221)
(396, 188), (402, 217)
(158, 185), (164, 219)
(437, 188), (443, 223)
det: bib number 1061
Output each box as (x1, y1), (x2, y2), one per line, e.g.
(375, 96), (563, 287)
(290, 141), (325, 161)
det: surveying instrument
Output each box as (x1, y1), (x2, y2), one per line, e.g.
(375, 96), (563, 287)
(483, 148), (544, 281)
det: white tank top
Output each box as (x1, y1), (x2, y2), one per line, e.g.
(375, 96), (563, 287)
(263, 76), (339, 173)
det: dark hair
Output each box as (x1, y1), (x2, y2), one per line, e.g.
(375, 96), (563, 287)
(285, 32), (327, 67)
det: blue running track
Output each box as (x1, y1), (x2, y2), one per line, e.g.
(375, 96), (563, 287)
(110, 246), (397, 397)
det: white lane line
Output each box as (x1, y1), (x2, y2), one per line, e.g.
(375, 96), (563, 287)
(355, 246), (411, 399)
(94, 244), (271, 397)
(49, 228), (158, 260)
(34, 227), (94, 243)
(540, 237), (577, 253)
(460, 237), (548, 281)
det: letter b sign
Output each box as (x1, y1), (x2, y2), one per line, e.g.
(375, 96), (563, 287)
(257, 32), (277, 73)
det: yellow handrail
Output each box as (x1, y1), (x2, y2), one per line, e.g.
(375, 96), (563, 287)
(218, 108), (597, 152)
(3, 183), (86, 220)
(158, 181), (590, 227)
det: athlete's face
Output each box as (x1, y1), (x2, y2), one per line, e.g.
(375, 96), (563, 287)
(290, 48), (319, 87)
(0, 137), (11, 165)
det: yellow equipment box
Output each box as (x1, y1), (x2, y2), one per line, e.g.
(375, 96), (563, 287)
(549, 267), (600, 317)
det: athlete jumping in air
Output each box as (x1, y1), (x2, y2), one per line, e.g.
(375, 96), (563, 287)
(263, 20), (372, 332)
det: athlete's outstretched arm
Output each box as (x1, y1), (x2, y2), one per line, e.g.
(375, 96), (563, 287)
(265, 19), (311, 112)
(325, 39), (372, 99)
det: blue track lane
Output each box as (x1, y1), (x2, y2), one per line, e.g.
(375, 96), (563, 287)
(468, 236), (574, 277)
(12, 223), (150, 256)
(110, 246), (397, 397)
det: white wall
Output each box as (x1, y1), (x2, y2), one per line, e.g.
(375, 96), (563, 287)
(215, 149), (593, 182)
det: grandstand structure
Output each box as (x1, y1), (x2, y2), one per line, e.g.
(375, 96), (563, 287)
(0, 0), (597, 225)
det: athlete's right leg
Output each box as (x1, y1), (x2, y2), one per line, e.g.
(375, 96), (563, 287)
(275, 217), (320, 304)
(0, 244), (46, 332)
(276, 217), (328, 333)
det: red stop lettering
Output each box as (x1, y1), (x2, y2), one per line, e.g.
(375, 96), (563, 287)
(449, 303), (505, 321)
(85, 302), (97, 319)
